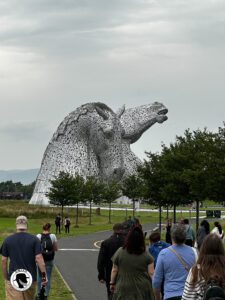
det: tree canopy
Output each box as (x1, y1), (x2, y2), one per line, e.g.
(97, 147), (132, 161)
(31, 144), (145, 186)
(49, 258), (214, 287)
(103, 179), (121, 223)
(83, 176), (105, 225)
(0, 180), (35, 199)
(46, 172), (75, 218)
(121, 174), (144, 217)
(139, 126), (225, 229)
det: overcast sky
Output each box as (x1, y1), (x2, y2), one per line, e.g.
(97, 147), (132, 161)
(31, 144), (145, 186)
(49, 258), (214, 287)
(1, 0), (225, 170)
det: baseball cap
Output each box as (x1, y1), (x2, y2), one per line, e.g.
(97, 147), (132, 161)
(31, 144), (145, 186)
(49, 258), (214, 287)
(16, 215), (28, 230)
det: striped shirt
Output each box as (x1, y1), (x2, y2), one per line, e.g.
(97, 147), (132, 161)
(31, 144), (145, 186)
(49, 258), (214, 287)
(182, 266), (205, 300)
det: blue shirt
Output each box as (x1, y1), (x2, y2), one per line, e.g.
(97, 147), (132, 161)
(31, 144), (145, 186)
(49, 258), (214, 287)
(149, 241), (170, 267)
(1, 232), (42, 281)
(152, 244), (196, 300)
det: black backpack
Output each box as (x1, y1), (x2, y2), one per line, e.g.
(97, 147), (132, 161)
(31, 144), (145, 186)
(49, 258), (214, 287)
(55, 216), (61, 225)
(203, 281), (225, 300)
(41, 233), (55, 261)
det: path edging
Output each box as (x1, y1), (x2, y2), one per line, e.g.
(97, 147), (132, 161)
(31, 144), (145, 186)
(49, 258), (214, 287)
(54, 265), (77, 300)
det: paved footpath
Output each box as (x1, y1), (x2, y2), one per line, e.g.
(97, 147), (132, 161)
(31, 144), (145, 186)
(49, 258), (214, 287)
(55, 223), (156, 300)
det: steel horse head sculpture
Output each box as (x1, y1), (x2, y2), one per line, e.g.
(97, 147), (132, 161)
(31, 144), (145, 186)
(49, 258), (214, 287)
(30, 102), (168, 205)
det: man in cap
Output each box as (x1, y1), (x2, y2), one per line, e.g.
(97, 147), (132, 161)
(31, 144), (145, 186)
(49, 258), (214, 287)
(1, 215), (48, 300)
(97, 223), (125, 300)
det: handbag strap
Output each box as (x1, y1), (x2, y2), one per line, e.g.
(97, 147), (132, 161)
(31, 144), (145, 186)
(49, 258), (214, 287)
(168, 246), (189, 272)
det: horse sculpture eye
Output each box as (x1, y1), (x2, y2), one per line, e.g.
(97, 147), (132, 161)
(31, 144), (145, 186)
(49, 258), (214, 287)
(103, 127), (114, 138)
(104, 131), (113, 138)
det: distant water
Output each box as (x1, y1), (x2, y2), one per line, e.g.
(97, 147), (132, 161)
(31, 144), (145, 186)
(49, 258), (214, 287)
(0, 169), (39, 184)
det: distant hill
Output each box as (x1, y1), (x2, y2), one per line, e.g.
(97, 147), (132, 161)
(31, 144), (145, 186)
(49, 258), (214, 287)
(0, 169), (39, 184)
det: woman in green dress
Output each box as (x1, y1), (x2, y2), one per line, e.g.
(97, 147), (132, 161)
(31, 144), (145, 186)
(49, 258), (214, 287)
(110, 226), (154, 300)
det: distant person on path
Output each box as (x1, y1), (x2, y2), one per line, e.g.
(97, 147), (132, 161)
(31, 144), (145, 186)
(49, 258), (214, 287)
(182, 234), (225, 300)
(179, 219), (185, 225)
(110, 226), (154, 300)
(97, 223), (125, 300)
(1, 215), (47, 300)
(196, 220), (210, 250)
(36, 223), (58, 299)
(211, 221), (224, 239)
(153, 224), (197, 300)
(55, 214), (61, 234)
(64, 216), (71, 234)
(149, 231), (170, 268)
(183, 219), (195, 247)
(165, 219), (172, 244)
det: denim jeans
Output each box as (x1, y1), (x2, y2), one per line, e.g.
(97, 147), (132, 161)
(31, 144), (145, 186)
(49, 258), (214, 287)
(37, 260), (54, 296)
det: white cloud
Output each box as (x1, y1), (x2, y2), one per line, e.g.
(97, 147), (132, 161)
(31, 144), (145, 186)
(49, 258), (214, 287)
(0, 0), (224, 169)
(0, 121), (52, 142)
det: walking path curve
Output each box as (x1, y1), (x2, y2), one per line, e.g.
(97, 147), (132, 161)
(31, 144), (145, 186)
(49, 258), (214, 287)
(55, 223), (157, 300)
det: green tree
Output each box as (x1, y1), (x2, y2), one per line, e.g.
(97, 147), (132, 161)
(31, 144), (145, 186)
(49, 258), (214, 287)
(157, 141), (192, 223)
(23, 181), (35, 199)
(46, 172), (75, 219)
(70, 174), (85, 228)
(173, 129), (219, 229)
(121, 175), (143, 218)
(83, 177), (105, 225)
(203, 124), (225, 204)
(142, 127), (225, 230)
(138, 153), (168, 231)
(0, 180), (34, 199)
(103, 180), (121, 224)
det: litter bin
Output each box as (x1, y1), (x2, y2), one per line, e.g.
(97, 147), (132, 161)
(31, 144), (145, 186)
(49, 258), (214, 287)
(96, 207), (101, 215)
(206, 210), (214, 218)
(214, 210), (221, 218)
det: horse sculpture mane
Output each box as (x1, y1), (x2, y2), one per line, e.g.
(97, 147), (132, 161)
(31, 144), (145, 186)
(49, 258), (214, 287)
(30, 101), (168, 206)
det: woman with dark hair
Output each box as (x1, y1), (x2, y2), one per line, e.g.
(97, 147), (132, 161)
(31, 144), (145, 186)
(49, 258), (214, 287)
(196, 219), (210, 250)
(182, 234), (225, 300)
(211, 221), (224, 239)
(110, 226), (154, 300)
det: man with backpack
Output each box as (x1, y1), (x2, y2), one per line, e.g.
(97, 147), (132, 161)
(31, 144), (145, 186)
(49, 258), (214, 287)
(55, 214), (61, 234)
(36, 223), (58, 299)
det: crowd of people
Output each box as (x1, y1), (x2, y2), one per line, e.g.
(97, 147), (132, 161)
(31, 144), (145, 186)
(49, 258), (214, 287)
(1, 213), (225, 299)
(54, 214), (71, 234)
(98, 218), (225, 300)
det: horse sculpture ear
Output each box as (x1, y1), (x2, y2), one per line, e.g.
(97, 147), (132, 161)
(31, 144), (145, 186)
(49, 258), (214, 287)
(117, 105), (125, 118)
(95, 106), (109, 120)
